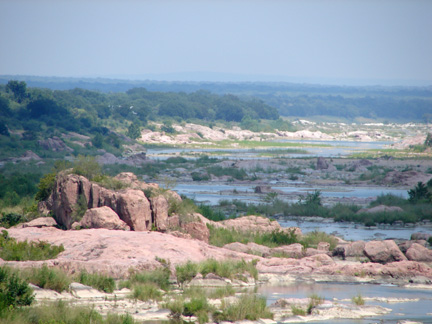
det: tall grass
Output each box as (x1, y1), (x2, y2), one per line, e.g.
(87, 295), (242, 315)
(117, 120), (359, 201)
(22, 264), (71, 293)
(213, 294), (273, 322)
(0, 230), (64, 261)
(76, 270), (115, 293)
(175, 259), (258, 285)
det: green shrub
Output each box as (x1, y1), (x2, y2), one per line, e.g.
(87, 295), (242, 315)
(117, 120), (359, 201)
(35, 172), (56, 202)
(176, 261), (198, 285)
(206, 166), (247, 180)
(0, 266), (34, 314)
(198, 204), (225, 221)
(23, 264), (71, 293)
(131, 283), (163, 301)
(307, 294), (324, 315)
(121, 267), (171, 291)
(208, 285), (236, 299)
(0, 213), (23, 228)
(183, 296), (210, 324)
(92, 175), (128, 190)
(291, 305), (306, 316)
(300, 231), (338, 250)
(352, 293), (365, 306)
(72, 155), (102, 180)
(0, 230), (64, 261)
(214, 294), (273, 322)
(76, 270), (115, 293)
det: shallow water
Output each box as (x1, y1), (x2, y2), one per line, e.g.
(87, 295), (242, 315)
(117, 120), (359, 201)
(278, 218), (432, 241)
(259, 282), (432, 324)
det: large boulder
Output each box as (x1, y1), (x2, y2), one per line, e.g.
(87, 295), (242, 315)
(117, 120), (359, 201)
(80, 207), (130, 231)
(411, 232), (431, 241)
(223, 242), (271, 257)
(405, 243), (432, 262)
(149, 195), (169, 231)
(181, 222), (209, 243)
(115, 189), (152, 231)
(16, 217), (58, 229)
(220, 216), (301, 236)
(364, 240), (407, 264)
(268, 243), (304, 259)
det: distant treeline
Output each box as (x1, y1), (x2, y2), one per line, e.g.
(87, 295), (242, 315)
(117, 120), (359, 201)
(1, 76), (431, 121)
(0, 81), (278, 138)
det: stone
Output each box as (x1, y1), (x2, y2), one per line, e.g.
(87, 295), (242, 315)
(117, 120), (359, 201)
(305, 248), (329, 257)
(405, 243), (432, 262)
(115, 189), (152, 231)
(316, 157), (329, 170)
(80, 207), (130, 231)
(38, 136), (73, 152)
(149, 195), (169, 231)
(317, 242), (330, 252)
(411, 232), (431, 241)
(181, 222), (210, 243)
(269, 244), (304, 259)
(223, 242), (271, 256)
(18, 217), (58, 228)
(220, 215), (301, 236)
(364, 240), (407, 264)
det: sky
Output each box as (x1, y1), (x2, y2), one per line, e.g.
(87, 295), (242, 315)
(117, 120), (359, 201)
(1, 0), (432, 86)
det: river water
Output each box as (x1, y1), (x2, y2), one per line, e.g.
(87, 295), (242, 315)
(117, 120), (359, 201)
(259, 282), (432, 323)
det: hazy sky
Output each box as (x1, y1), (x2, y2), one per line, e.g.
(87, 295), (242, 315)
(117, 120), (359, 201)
(1, 0), (432, 85)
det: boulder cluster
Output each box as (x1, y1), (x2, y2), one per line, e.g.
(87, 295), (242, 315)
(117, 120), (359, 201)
(38, 171), (209, 240)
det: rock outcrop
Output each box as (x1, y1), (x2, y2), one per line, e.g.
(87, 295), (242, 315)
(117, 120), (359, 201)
(405, 243), (432, 262)
(38, 136), (73, 152)
(80, 207), (130, 231)
(43, 171), (189, 235)
(363, 240), (407, 264)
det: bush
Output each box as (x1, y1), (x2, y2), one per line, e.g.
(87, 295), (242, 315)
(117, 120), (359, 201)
(0, 213), (23, 228)
(352, 293), (365, 306)
(34, 172), (56, 202)
(0, 266), (34, 314)
(121, 267), (171, 291)
(23, 264), (71, 293)
(72, 155), (102, 180)
(76, 270), (115, 293)
(131, 283), (163, 301)
(176, 261), (198, 285)
(214, 294), (273, 322)
(0, 230), (65, 261)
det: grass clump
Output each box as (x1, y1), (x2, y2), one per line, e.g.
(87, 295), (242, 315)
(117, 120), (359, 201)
(0, 230), (64, 261)
(76, 270), (115, 293)
(0, 300), (136, 324)
(131, 283), (163, 301)
(121, 267), (171, 291)
(307, 294), (324, 315)
(175, 259), (258, 285)
(23, 264), (71, 293)
(300, 230), (338, 250)
(165, 295), (212, 324)
(213, 294), (273, 322)
(208, 285), (236, 299)
(352, 293), (365, 306)
(291, 305), (306, 316)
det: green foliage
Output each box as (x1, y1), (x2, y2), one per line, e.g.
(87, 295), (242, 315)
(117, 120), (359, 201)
(131, 283), (163, 301)
(291, 305), (306, 316)
(121, 267), (171, 291)
(0, 266), (34, 314)
(23, 264), (71, 293)
(352, 293), (365, 306)
(92, 133), (104, 148)
(76, 270), (115, 293)
(92, 175), (128, 190)
(198, 204), (225, 221)
(35, 172), (56, 201)
(0, 230), (65, 261)
(307, 294), (324, 315)
(208, 285), (236, 299)
(175, 261), (198, 285)
(0, 300), (136, 324)
(6, 80), (27, 103)
(206, 166), (247, 180)
(161, 120), (175, 134)
(408, 181), (431, 203)
(71, 193), (88, 224)
(300, 231), (338, 250)
(0, 213), (23, 228)
(127, 120), (141, 139)
(213, 294), (273, 322)
(425, 133), (432, 148)
(191, 171), (210, 181)
(72, 155), (102, 180)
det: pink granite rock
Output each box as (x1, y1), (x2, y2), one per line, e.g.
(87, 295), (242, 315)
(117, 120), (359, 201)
(269, 243), (305, 259)
(80, 207), (130, 231)
(406, 243), (432, 262)
(364, 240), (407, 264)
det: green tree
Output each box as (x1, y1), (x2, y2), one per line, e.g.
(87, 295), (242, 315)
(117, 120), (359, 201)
(92, 133), (104, 148)
(6, 80), (27, 103)
(0, 266), (34, 313)
(425, 133), (432, 148)
(408, 182), (431, 203)
(127, 120), (141, 139)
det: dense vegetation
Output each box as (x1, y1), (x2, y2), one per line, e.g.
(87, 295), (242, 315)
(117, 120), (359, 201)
(2, 76), (431, 121)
